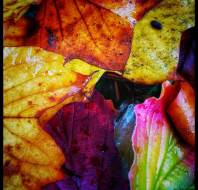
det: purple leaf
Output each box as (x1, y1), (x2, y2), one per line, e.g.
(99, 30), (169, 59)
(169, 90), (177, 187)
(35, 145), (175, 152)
(42, 90), (129, 190)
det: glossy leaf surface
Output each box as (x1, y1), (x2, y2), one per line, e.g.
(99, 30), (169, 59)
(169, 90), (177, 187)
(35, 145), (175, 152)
(130, 81), (195, 189)
(3, 47), (105, 123)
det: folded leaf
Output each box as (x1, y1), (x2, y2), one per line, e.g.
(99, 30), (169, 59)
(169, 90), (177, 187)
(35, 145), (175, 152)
(130, 80), (194, 190)
(114, 103), (136, 181)
(3, 47), (104, 123)
(3, 0), (41, 21)
(4, 0), (132, 71)
(177, 27), (195, 87)
(43, 91), (129, 190)
(167, 81), (195, 147)
(123, 0), (195, 84)
(3, 118), (65, 190)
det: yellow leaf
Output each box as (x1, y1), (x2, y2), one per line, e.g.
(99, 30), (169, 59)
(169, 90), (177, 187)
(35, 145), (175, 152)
(3, 118), (65, 190)
(123, 0), (194, 84)
(3, 47), (105, 119)
(3, 0), (41, 21)
(3, 47), (105, 189)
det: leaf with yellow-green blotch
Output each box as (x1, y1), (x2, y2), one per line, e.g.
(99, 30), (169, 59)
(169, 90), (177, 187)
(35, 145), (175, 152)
(123, 0), (194, 84)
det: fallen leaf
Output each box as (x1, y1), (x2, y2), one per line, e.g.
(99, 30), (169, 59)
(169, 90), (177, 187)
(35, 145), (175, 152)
(3, 47), (105, 189)
(3, 0), (41, 21)
(114, 103), (136, 181)
(167, 81), (195, 147)
(177, 27), (195, 87)
(3, 47), (105, 122)
(4, 0), (132, 71)
(43, 90), (129, 190)
(3, 118), (65, 190)
(129, 80), (195, 189)
(123, 0), (195, 84)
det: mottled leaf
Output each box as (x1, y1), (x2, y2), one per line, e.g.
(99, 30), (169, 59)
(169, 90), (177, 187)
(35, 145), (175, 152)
(43, 91), (129, 190)
(3, 118), (65, 190)
(3, 47), (105, 123)
(4, 0), (132, 71)
(123, 0), (195, 84)
(129, 80), (195, 190)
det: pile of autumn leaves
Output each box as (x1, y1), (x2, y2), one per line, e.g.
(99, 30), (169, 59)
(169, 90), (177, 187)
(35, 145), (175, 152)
(3, 0), (195, 189)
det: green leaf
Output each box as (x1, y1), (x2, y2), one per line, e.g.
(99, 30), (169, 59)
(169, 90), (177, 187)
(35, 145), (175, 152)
(129, 81), (194, 190)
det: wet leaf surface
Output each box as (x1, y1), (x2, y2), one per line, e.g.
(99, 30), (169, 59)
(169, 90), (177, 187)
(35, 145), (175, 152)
(43, 91), (129, 190)
(129, 80), (195, 189)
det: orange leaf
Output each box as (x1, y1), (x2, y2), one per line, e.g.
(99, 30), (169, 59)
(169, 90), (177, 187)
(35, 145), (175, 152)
(4, 0), (132, 71)
(167, 81), (195, 147)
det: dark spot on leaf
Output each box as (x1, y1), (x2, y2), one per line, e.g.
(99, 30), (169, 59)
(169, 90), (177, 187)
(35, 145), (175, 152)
(49, 96), (56, 102)
(150, 20), (162, 30)
(15, 144), (21, 150)
(90, 156), (101, 167)
(46, 27), (57, 46)
(28, 101), (33, 105)
(25, 19), (40, 38)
